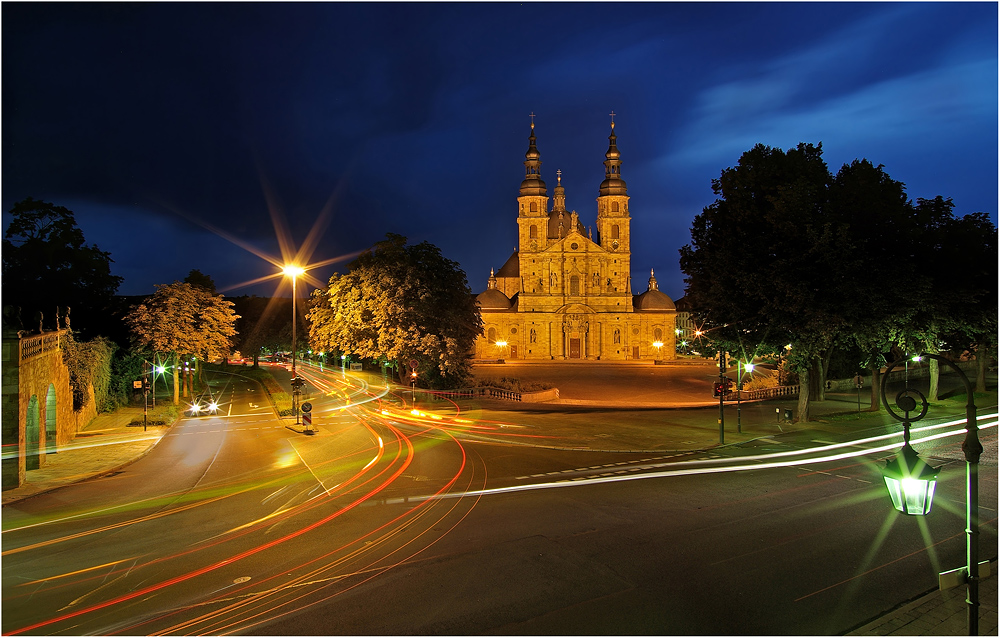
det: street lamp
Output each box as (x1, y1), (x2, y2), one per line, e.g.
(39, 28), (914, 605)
(282, 264), (305, 423)
(736, 361), (754, 434)
(879, 353), (982, 634)
(652, 340), (663, 362)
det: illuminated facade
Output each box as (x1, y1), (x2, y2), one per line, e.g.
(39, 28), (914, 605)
(475, 118), (676, 361)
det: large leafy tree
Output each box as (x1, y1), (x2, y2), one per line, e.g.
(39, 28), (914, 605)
(682, 145), (995, 419)
(308, 233), (482, 388)
(126, 282), (239, 404)
(2, 197), (123, 337)
(827, 159), (915, 410)
(680, 143), (836, 421)
(904, 200), (997, 397)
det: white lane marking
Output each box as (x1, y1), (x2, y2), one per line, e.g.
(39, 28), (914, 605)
(287, 440), (330, 497)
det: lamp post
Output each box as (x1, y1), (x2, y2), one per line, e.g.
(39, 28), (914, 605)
(652, 340), (663, 362)
(879, 353), (982, 635)
(737, 361), (754, 434)
(283, 265), (304, 424)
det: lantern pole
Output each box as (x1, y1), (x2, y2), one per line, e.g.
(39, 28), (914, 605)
(880, 353), (981, 635)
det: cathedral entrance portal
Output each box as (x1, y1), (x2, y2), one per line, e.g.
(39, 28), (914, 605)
(569, 338), (581, 358)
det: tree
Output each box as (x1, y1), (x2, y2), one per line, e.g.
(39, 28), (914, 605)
(2, 197), (123, 337)
(230, 295), (297, 366)
(827, 159), (915, 410)
(307, 234), (482, 388)
(126, 282), (239, 404)
(183, 269), (217, 294)
(680, 143), (843, 422)
(912, 207), (997, 395)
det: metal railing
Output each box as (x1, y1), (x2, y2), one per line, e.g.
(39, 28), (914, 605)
(19, 331), (63, 363)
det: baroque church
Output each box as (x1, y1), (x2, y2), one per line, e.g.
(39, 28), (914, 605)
(474, 117), (677, 361)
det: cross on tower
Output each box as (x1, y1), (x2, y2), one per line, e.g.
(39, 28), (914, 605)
(609, 110), (616, 124)
(529, 111), (536, 127)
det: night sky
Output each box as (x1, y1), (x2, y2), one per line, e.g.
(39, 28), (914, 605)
(3, 3), (996, 302)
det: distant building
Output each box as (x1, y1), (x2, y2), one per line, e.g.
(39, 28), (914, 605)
(474, 118), (676, 361)
(673, 296), (697, 342)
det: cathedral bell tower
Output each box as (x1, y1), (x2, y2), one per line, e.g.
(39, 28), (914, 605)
(516, 117), (549, 255)
(595, 114), (631, 292)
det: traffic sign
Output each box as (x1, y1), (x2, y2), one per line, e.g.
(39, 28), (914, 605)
(303, 412), (312, 426)
(133, 380), (143, 389)
(409, 359), (418, 370)
(853, 375), (864, 389)
(300, 402), (313, 413)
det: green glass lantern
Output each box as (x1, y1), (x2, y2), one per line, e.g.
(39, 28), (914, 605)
(882, 445), (940, 516)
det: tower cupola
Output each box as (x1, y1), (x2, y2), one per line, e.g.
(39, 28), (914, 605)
(599, 119), (627, 197)
(552, 169), (567, 213)
(519, 120), (547, 197)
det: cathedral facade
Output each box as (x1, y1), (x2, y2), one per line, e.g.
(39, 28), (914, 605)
(474, 118), (676, 361)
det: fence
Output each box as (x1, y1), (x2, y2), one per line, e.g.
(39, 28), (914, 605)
(19, 331), (62, 362)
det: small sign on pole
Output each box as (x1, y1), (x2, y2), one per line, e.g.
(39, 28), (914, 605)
(302, 412), (312, 427)
(133, 380), (143, 389)
(300, 402), (313, 413)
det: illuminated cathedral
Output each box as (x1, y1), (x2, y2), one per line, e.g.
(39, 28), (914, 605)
(474, 117), (676, 361)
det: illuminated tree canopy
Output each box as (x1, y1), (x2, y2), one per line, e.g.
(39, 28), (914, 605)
(308, 233), (482, 388)
(126, 282), (239, 403)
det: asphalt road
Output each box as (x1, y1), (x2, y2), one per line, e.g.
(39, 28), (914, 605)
(2, 365), (996, 635)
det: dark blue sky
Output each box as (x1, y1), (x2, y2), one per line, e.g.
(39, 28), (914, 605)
(3, 3), (996, 301)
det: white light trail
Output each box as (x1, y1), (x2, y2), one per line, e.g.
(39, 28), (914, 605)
(409, 418), (997, 502)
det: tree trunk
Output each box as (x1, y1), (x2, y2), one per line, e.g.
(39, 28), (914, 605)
(868, 364), (881, 411)
(927, 357), (939, 401)
(976, 346), (987, 393)
(814, 355), (828, 402)
(924, 339), (939, 401)
(173, 352), (180, 405)
(796, 366), (810, 422)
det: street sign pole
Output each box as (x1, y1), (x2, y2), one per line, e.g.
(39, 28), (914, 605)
(301, 402), (313, 435)
(718, 351), (726, 444)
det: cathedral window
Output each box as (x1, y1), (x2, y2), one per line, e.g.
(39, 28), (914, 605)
(611, 202), (619, 213)
(530, 202), (538, 213)
(529, 225), (537, 239)
(611, 224), (620, 239)
(488, 327), (496, 344)
(570, 275), (579, 296)
(654, 327), (663, 341)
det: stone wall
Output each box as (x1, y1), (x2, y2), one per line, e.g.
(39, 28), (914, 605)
(2, 329), (91, 490)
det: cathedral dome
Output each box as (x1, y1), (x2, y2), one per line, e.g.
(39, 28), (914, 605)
(477, 288), (512, 311)
(478, 268), (512, 311)
(634, 289), (675, 311)
(633, 269), (675, 311)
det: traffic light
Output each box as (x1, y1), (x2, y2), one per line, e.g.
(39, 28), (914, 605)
(290, 377), (306, 389)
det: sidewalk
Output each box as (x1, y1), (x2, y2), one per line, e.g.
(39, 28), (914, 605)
(2, 406), (169, 506)
(846, 562), (998, 635)
(3, 373), (996, 635)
